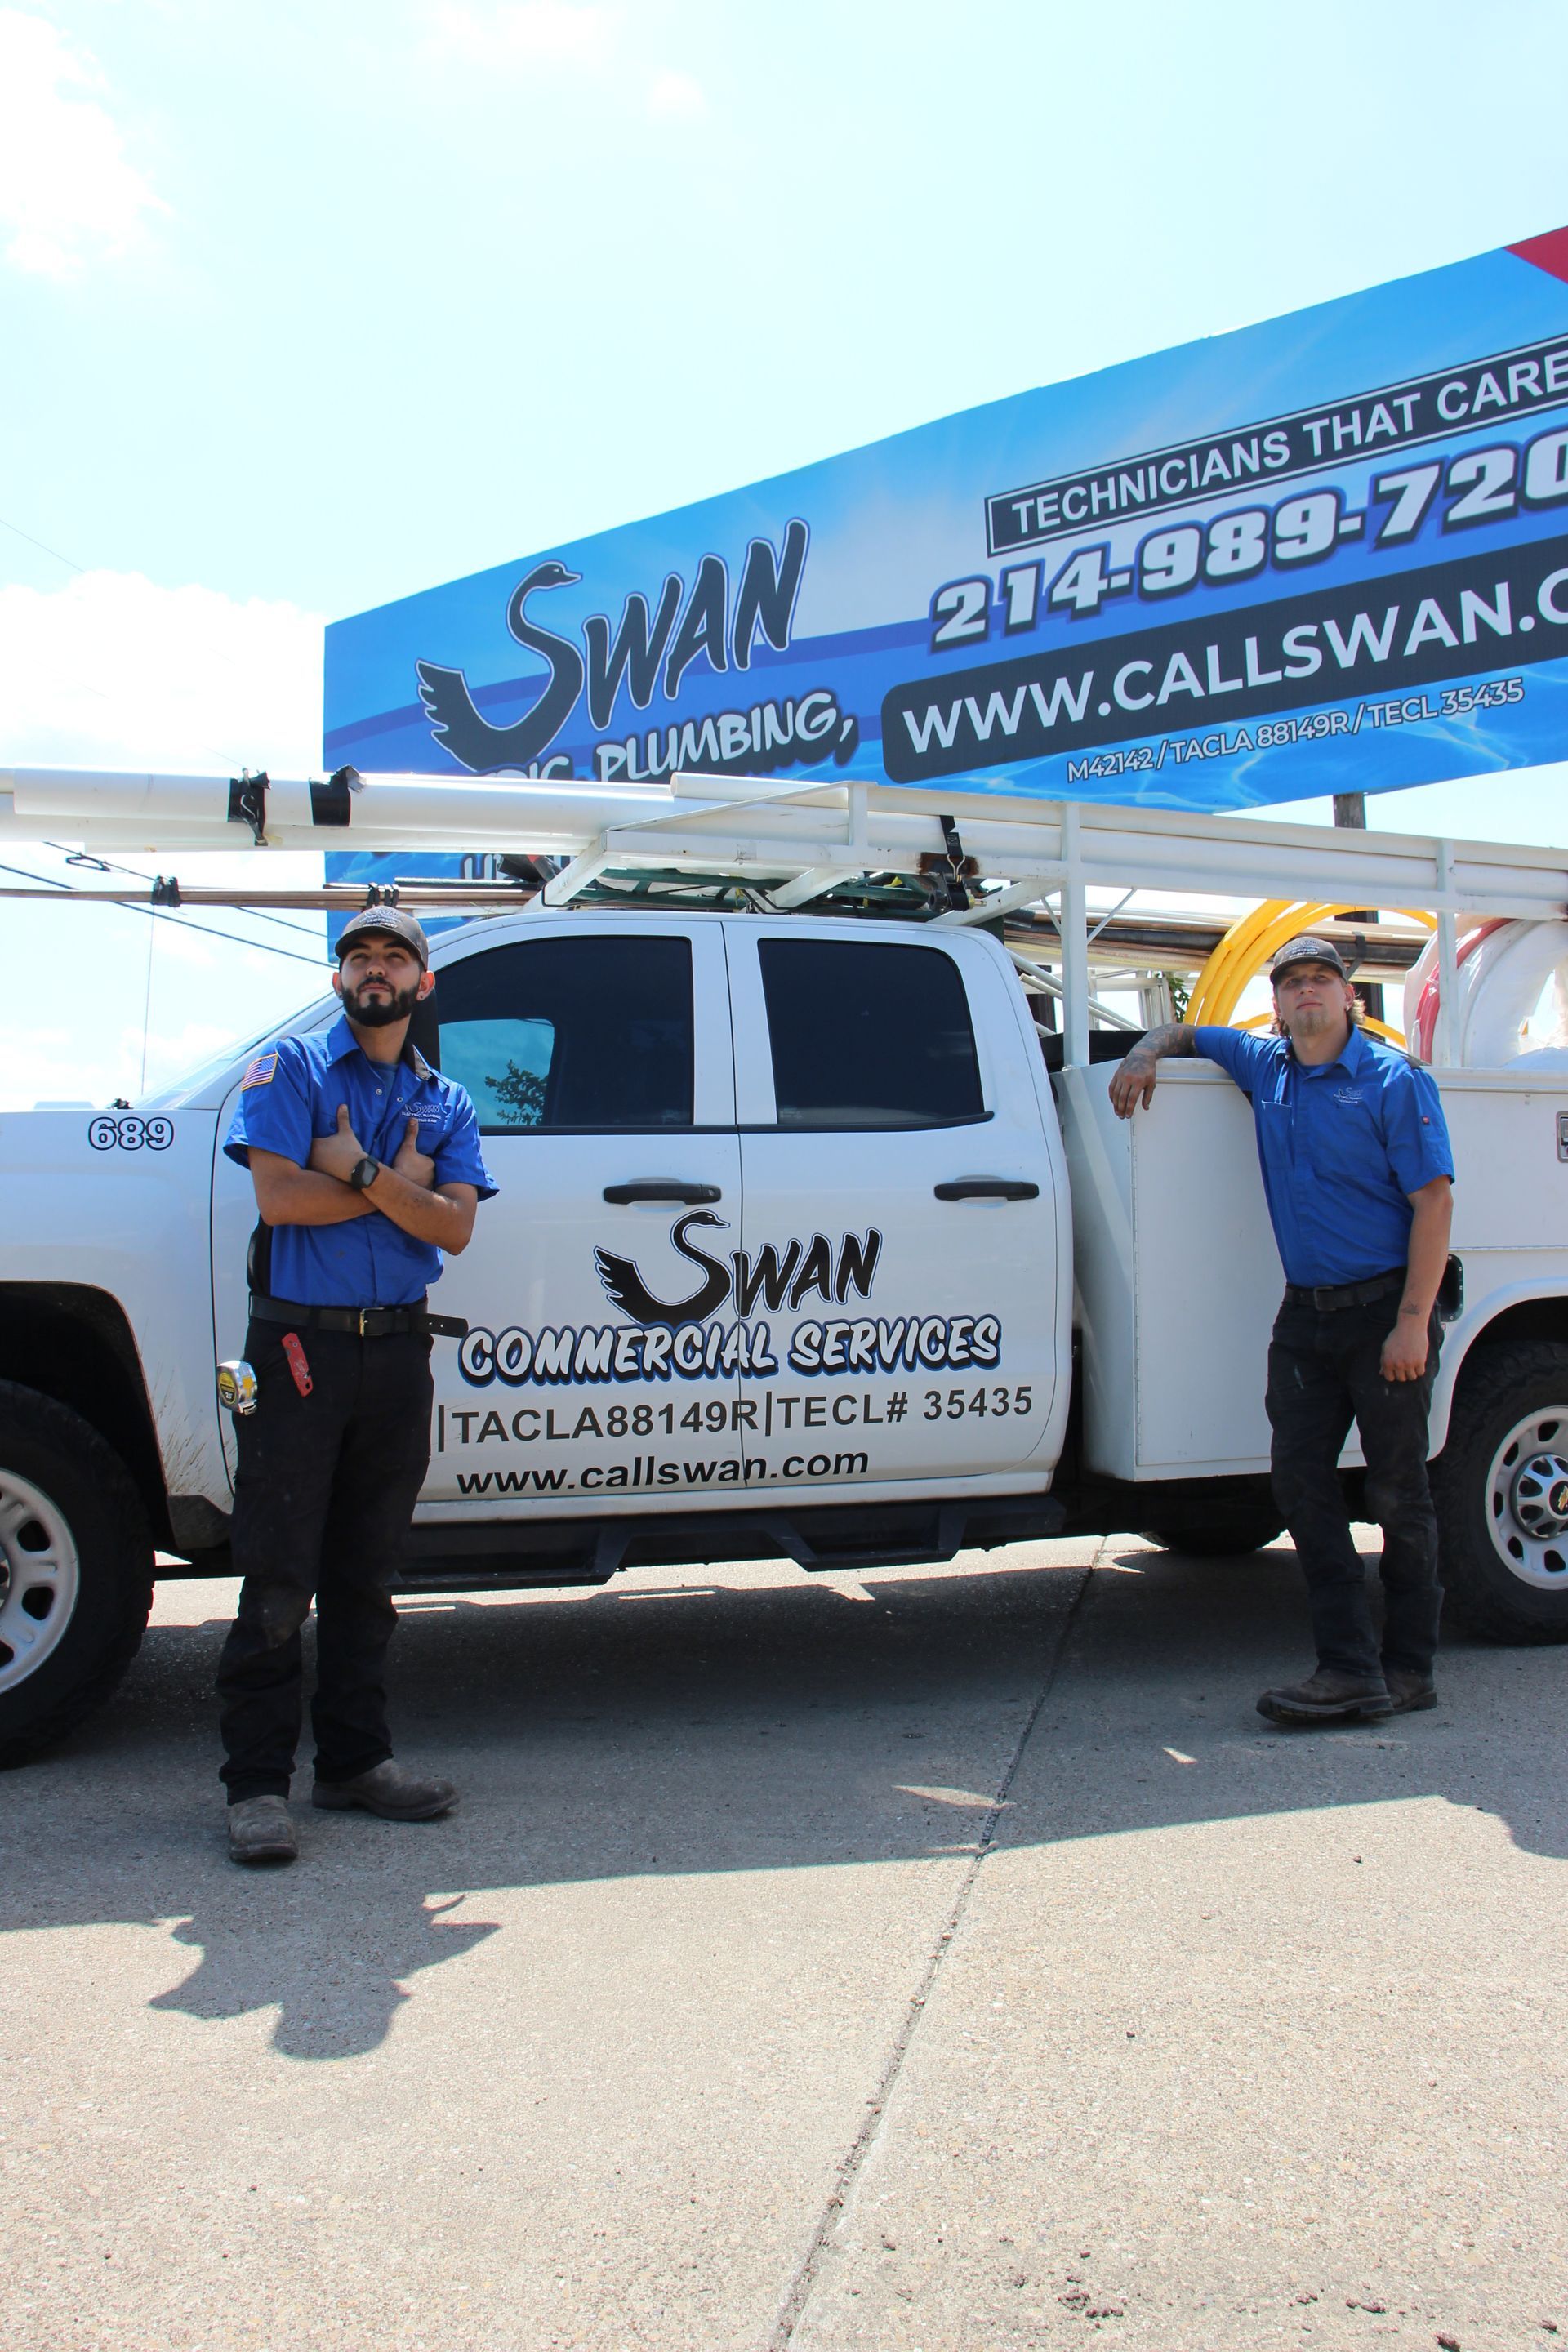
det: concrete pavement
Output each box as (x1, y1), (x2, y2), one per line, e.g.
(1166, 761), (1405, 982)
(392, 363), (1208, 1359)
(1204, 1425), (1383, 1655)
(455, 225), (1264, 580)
(1, 1535), (1564, 2351)
(791, 1541), (1568, 2352)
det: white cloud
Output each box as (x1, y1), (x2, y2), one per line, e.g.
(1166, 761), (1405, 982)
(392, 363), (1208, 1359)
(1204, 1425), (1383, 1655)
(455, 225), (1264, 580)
(0, 1019), (131, 1111)
(421, 6), (708, 132)
(646, 67), (706, 123)
(0, 572), (331, 1107)
(426, 0), (614, 68)
(0, 569), (325, 773)
(0, 851), (333, 1109)
(0, 7), (167, 278)
(0, 1001), (314, 1114)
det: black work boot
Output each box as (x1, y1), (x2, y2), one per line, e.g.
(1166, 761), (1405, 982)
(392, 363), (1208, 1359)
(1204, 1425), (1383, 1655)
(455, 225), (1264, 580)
(312, 1759), (457, 1820)
(228, 1794), (300, 1865)
(1257, 1668), (1393, 1725)
(1384, 1668), (1438, 1713)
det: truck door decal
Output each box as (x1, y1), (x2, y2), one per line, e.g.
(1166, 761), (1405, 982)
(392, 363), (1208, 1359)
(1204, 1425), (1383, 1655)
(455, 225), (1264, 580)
(591, 1215), (885, 1328)
(453, 1216), (1003, 1389)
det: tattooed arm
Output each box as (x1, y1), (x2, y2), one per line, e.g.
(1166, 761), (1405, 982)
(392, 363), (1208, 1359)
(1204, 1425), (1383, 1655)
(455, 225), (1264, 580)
(1107, 1023), (1198, 1119)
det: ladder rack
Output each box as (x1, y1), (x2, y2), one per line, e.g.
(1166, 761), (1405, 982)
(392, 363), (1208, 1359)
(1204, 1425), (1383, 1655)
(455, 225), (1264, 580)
(3, 764), (1564, 1065)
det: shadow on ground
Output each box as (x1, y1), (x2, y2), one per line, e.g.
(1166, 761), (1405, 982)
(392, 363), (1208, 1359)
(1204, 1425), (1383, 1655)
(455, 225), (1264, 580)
(2, 1544), (1563, 2057)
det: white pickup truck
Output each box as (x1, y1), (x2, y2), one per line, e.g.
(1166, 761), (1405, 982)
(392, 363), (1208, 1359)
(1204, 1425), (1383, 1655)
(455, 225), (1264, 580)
(2, 880), (1567, 1764)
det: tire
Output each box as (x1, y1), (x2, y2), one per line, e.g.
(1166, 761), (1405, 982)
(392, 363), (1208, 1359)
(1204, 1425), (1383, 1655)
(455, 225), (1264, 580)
(1430, 1339), (1568, 1644)
(0, 1380), (155, 1766)
(1138, 1517), (1285, 1557)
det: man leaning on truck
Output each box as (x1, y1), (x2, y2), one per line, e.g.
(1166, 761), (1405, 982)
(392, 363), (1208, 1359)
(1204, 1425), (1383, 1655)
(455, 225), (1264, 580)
(1109, 935), (1455, 1726)
(216, 907), (495, 1864)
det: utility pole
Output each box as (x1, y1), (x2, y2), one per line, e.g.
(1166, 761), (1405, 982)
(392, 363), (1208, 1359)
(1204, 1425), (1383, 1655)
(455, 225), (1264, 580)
(1332, 791), (1384, 1021)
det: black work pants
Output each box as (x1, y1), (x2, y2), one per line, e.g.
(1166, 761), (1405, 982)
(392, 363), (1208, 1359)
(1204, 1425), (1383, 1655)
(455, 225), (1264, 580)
(1265, 1290), (1443, 1682)
(217, 1321), (434, 1802)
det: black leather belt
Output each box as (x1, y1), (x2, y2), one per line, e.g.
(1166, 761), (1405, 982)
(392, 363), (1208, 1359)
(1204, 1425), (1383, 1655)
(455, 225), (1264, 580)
(249, 1294), (467, 1339)
(1283, 1269), (1405, 1312)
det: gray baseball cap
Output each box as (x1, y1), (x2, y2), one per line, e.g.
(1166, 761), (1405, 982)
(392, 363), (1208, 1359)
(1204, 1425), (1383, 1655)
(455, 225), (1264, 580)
(335, 906), (430, 969)
(1269, 933), (1348, 983)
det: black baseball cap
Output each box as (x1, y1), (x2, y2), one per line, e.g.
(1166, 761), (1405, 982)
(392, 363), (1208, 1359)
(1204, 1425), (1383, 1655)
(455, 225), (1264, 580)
(335, 906), (430, 969)
(1269, 933), (1348, 983)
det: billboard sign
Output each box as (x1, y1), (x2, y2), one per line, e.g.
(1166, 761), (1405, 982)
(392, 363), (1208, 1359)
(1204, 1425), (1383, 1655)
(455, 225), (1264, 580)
(325, 228), (1568, 815)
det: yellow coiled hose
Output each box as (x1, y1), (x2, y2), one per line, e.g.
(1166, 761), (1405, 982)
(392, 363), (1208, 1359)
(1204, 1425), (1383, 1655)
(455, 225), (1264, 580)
(1185, 901), (1434, 1042)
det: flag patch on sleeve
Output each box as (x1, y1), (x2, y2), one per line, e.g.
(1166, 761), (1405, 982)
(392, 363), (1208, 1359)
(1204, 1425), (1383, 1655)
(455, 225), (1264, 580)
(241, 1053), (278, 1089)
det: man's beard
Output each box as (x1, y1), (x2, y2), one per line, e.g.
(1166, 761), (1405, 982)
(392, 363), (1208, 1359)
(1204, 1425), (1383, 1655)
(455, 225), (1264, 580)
(1289, 1002), (1338, 1040)
(341, 978), (421, 1027)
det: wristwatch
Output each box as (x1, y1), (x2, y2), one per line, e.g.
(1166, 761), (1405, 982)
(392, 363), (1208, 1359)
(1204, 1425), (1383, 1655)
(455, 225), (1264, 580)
(348, 1155), (381, 1192)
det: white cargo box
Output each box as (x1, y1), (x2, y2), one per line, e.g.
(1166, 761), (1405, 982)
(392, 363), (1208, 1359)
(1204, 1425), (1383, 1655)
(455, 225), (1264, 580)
(1056, 1062), (1278, 1481)
(1055, 1061), (1568, 1481)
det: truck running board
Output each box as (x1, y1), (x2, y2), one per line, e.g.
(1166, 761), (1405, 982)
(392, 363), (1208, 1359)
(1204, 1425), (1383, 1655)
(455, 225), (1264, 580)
(397, 1494), (1067, 1590)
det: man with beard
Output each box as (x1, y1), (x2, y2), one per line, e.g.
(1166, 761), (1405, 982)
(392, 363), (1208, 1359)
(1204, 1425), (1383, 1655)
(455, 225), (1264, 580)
(216, 907), (494, 1864)
(1109, 936), (1454, 1726)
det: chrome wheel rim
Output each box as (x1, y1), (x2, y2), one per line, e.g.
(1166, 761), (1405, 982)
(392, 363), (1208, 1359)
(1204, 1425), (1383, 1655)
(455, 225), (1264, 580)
(1485, 1409), (1568, 1590)
(0, 1469), (81, 1694)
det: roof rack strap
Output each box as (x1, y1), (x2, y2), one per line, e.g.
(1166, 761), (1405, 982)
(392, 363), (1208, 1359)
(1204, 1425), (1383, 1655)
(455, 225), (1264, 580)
(226, 770), (269, 845)
(935, 812), (972, 911)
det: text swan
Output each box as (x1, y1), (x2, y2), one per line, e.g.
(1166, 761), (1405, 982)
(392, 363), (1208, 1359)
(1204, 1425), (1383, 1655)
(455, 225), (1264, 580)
(415, 560), (585, 773)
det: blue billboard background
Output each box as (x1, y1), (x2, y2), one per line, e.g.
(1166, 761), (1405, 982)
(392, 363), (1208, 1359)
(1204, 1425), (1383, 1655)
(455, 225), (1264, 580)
(325, 229), (1568, 820)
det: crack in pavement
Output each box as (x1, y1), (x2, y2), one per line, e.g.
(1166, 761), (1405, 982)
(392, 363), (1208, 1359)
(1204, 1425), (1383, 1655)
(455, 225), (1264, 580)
(768, 1544), (1102, 2350)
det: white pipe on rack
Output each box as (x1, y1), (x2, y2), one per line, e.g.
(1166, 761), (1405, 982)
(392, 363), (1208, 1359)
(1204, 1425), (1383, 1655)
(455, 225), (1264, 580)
(1060, 804), (1092, 1067)
(1434, 841), (1460, 1068)
(4, 768), (1566, 928)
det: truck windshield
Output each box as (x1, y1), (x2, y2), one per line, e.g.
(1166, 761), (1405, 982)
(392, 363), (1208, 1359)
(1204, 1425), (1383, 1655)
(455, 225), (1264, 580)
(137, 992), (337, 1110)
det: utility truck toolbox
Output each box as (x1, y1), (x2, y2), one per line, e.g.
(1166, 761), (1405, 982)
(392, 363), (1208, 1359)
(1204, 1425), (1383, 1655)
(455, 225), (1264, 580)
(1, 766), (1566, 1762)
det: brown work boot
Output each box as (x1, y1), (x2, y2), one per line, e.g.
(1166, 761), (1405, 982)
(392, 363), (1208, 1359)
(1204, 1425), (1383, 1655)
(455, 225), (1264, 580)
(227, 1794), (300, 1865)
(1257, 1668), (1393, 1725)
(1384, 1668), (1438, 1713)
(312, 1759), (457, 1820)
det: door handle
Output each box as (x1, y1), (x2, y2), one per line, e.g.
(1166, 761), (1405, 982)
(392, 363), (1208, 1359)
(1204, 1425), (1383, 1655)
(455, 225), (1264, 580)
(933, 1178), (1040, 1201)
(603, 1180), (723, 1205)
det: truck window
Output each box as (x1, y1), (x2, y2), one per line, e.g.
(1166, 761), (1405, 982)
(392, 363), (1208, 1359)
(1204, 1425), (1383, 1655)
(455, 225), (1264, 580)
(434, 935), (695, 1130)
(757, 938), (984, 1128)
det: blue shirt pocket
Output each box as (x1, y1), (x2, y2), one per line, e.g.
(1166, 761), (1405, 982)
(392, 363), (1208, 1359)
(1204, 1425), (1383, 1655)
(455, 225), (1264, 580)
(1316, 1085), (1390, 1188)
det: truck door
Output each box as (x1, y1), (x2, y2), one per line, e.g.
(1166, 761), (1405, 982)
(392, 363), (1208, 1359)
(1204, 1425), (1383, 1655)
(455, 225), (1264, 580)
(726, 922), (1060, 1490)
(422, 916), (743, 1508)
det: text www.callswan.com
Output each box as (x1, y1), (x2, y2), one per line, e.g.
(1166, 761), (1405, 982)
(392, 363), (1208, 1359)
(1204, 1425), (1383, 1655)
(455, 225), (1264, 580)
(453, 1451), (871, 1496)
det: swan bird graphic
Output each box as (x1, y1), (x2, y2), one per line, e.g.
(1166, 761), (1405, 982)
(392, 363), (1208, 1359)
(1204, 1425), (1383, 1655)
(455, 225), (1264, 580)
(594, 1211), (733, 1329)
(415, 559), (585, 773)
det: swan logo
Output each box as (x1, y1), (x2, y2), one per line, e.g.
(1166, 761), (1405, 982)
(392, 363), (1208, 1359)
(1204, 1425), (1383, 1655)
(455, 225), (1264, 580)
(594, 1212), (883, 1330)
(417, 560), (585, 774)
(413, 522), (833, 778)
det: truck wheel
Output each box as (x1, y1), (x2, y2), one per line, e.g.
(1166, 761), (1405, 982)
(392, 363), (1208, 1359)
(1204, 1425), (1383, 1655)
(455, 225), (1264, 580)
(0, 1382), (154, 1766)
(1431, 1340), (1568, 1644)
(1138, 1516), (1285, 1557)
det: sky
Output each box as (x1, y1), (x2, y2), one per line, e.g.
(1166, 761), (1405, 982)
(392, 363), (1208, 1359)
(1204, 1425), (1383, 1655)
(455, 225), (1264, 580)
(2, 0), (1568, 1106)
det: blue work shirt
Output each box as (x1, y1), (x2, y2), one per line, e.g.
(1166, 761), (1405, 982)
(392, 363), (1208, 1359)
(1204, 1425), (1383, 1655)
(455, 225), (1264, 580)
(1192, 1022), (1454, 1288)
(224, 1014), (496, 1307)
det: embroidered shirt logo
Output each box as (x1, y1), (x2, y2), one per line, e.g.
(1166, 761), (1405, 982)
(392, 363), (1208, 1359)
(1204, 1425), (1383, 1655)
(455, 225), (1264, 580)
(241, 1053), (278, 1089)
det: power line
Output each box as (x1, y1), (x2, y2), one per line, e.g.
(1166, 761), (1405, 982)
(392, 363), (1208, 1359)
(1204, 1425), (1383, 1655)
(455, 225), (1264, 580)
(0, 859), (326, 968)
(0, 515), (87, 575)
(47, 843), (327, 944)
